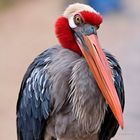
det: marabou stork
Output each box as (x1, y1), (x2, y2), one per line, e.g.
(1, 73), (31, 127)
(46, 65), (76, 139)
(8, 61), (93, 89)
(16, 3), (125, 140)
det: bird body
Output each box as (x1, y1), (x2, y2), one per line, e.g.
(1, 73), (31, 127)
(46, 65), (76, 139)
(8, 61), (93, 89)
(16, 3), (125, 140)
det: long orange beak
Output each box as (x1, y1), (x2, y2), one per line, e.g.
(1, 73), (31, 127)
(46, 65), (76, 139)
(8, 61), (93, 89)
(76, 34), (124, 129)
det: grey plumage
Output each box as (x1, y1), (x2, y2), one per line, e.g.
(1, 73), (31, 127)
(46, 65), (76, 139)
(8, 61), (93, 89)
(16, 46), (124, 140)
(46, 47), (107, 139)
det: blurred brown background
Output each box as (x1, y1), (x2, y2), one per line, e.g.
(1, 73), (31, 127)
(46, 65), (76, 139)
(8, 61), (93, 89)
(0, 0), (140, 140)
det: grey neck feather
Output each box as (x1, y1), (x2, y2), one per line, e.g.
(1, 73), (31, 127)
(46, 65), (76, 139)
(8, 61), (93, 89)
(48, 46), (107, 136)
(69, 58), (107, 134)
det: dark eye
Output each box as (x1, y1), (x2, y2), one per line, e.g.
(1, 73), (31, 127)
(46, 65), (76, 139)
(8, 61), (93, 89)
(74, 14), (83, 26)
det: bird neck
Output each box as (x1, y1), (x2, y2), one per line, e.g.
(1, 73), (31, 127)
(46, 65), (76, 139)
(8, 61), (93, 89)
(55, 16), (82, 55)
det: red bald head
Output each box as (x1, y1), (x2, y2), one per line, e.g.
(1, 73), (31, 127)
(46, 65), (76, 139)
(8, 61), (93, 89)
(55, 9), (103, 55)
(80, 11), (102, 26)
(55, 16), (82, 55)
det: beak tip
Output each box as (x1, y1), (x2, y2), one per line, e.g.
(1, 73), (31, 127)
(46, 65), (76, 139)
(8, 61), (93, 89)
(118, 115), (124, 129)
(120, 120), (124, 129)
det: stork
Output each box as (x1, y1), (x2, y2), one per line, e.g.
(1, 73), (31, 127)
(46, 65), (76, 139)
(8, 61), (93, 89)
(16, 3), (125, 140)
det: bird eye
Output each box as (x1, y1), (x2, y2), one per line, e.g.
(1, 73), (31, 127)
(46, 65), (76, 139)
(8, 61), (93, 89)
(74, 14), (83, 25)
(68, 14), (83, 29)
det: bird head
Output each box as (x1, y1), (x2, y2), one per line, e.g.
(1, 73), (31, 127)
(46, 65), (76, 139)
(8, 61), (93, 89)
(55, 3), (124, 129)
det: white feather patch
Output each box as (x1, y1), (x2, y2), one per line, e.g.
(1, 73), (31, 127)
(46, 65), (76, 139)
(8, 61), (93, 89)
(63, 3), (98, 18)
(68, 15), (77, 28)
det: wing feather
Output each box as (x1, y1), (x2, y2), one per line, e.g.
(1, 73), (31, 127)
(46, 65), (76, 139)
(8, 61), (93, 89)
(16, 48), (57, 140)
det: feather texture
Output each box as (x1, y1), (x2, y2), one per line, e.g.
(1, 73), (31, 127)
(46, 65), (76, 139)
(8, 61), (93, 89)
(16, 47), (58, 140)
(17, 46), (124, 140)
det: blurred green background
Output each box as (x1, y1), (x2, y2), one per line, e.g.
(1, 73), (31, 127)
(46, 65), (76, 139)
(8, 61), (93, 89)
(0, 0), (140, 140)
(0, 0), (15, 9)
